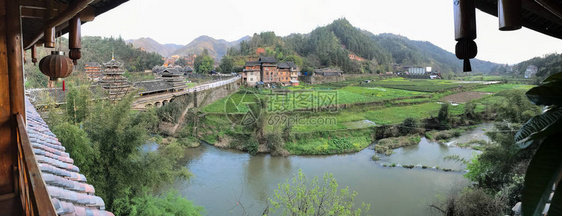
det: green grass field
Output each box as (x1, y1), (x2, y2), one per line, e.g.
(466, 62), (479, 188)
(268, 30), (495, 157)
(472, 84), (534, 93)
(362, 77), (482, 92)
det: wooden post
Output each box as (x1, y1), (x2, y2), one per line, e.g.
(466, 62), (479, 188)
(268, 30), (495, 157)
(7, 0), (25, 121)
(0, 0), (15, 195)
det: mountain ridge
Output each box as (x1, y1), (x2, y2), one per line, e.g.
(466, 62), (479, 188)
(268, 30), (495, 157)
(127, 35), (250, 60)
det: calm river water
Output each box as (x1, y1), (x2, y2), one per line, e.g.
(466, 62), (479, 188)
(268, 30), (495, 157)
(175, 124), (492, 216)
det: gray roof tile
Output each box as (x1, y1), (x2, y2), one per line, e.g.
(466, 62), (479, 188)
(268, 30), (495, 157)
(25, 98), (113, 216)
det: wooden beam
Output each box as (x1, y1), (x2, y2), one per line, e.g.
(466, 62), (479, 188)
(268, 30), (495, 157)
(21, 7), (45, 19)
(0, 0), (15, 196)
(24, 0), (95, 49)
(6, 0), (25, 120)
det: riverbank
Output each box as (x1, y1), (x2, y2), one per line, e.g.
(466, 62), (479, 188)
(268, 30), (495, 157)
(165, 76), (532, 156)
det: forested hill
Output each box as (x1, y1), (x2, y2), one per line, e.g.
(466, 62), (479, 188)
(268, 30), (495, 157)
(512, 53), (562, 78)
(371, 33), (499, 73)
(79, 36), (164, 72)
(126, 37), (182, 57)
(226, 18), (501, 74)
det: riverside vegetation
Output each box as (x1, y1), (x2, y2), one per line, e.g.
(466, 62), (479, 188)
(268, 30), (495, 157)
(192, 75), (533, 156)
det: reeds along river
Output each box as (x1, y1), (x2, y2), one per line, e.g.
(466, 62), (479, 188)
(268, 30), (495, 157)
(173, 124), (490, 215)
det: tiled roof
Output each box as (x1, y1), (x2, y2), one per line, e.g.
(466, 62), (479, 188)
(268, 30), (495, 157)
(134, 80), (174, 94)
(244, 61), (260, 66)
(25, 99), (114, 216)
(161, 68), (182, 77)
(259, 57), (277, 63)
(85, 62), (101, 67)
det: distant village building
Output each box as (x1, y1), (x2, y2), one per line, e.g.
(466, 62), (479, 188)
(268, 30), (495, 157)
(406, 67), (426, 75)
(160, 68), (187, 91)
(242, 57), (300, 86)
(85, 62), (102, 81)
(99, 54), (131, 101)
(134, 68), (188, 96)
(243, 61), (261, 86)
(314, 68), (343, 76)
(525, 65), (538, 78)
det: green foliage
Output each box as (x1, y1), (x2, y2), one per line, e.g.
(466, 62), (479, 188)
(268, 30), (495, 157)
(133, 108), (160, 133)
(438, 103), (450, 129)
(515, 107), (562, 148)
(219, 55), (234, 73)
(52, 122), (95, 177)
(374, 134), (420, 156)
(79, 36), (164, 72)
(266, 131), (286, 156)
(494, 89), (541, 123)
(435, 188), (506, 216)
(157, 95), (192, 123)
(194, 49), (215, 73)
(399, 117), (419, 135)
(465, 122), (525, 191)
(64, 86), (93, 124)
(48, 92), (197, 212)
(268, 169), (370, 216)
(510, 72), (562, 216)
(113, 189), (203, 216)
(245, 134), (259, 156)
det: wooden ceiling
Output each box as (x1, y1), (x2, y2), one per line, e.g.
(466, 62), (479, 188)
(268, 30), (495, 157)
(19, 0), (129, 50)
(475, 0), (562, 39)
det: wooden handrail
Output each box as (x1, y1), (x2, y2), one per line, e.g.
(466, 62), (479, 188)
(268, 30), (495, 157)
(15, 113), (57, 216)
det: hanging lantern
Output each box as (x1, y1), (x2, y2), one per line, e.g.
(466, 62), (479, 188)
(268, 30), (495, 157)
(39, 51), (74, 80)
(44, 27), (56, 48)
(69, 15), (82, 65)
(453, 0), (478, 72)
(499, 0), (522, 30)
(31, 44), (38, 65)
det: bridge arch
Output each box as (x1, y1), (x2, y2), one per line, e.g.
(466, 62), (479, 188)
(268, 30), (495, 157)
(155, 102), (162, 108)
(145, 104), (152, 108)
(162, 100), (168, 106)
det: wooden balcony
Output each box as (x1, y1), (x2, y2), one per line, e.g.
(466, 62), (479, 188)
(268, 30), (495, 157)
(0, 113), (56, 216)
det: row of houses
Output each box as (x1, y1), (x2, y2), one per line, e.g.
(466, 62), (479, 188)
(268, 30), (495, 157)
(241, 57), (300, 86)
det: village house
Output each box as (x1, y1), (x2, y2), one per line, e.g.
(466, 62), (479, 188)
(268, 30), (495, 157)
(242, 57), (300, 86)
(314, 68), (343, 76)
(84, 62), (102, 81)
(525, 65), (538, 78)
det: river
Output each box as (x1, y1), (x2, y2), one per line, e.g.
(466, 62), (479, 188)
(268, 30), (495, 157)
(175, 124), (491, 215)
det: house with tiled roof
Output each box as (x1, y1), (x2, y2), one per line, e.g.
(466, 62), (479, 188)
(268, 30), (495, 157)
(241, 58), (300, 86)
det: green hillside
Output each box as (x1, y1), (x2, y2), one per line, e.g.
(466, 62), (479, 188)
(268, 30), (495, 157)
(226, 18), (501, 74)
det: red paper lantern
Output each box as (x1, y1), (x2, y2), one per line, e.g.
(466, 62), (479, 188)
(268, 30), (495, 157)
(39, 51), (74, 80)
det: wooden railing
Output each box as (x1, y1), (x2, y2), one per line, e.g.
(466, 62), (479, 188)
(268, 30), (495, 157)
(15, 113), (57, 216)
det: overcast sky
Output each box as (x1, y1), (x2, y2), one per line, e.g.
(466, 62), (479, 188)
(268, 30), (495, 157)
(82, 0), (562, 64)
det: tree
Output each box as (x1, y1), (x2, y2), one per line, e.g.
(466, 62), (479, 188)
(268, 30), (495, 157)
(282, 55), (303, 68)
(268, 169), (370, 216)
(220, 55), (234, 73)
(64, 85), (93, 124)
(438, 103), (450, 129)
(175, 58), (188, 67)
(194, 49), (214, 74)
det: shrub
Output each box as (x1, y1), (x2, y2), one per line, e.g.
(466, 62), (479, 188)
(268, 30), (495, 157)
(267, 132), (286, 156)
(400, 117), (419, 135)
(246, 134), (259, 156)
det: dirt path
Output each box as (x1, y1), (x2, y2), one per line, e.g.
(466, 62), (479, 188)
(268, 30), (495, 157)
(440, 91), (491, 103)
